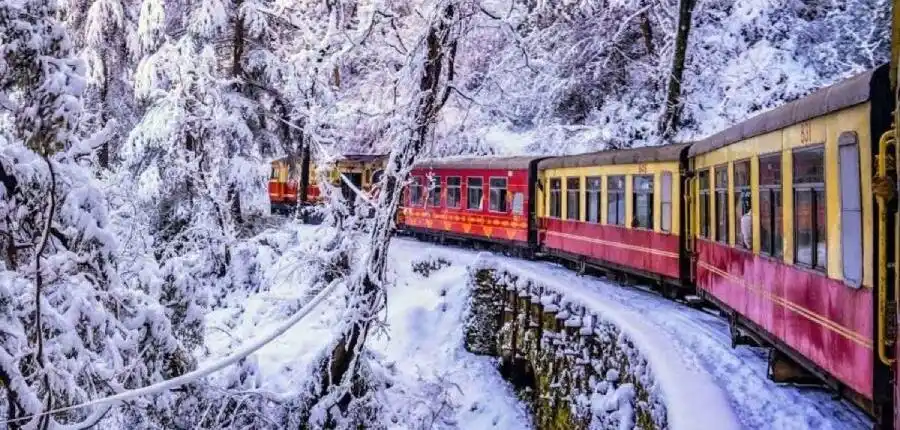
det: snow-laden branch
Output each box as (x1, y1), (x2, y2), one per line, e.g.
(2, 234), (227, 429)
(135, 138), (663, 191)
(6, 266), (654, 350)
(1, 279), (340, 426)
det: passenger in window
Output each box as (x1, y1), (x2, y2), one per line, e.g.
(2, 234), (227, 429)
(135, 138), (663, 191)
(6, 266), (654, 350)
(739, 193), (752, 249)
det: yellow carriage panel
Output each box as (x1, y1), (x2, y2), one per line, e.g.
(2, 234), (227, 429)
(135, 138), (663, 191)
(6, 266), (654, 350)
(539, 159), (682, 235)
(691, 103), (874, 287)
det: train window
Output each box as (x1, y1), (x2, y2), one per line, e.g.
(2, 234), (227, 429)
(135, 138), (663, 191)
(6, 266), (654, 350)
(586, 177), (602, 223)
(607, 175), (626, 226)
(467, 177), (484, 210)
(759, 153), (783, 257)
(270, 167), (277, 179)
(566, 177), (581, 220)
(512, 192), (525, 215)
(549, 178), (562, 218)
(632, 175), (654, 229)
(734, 160), (751, 249)
(661, 172), (672, 232)
(372, 169), (384, 185)
(446, 177), (461, 208)
(409, 176), (424, 206)
(714, 165), (728, 243)
(489, 178), (508, 212)
(838, 132), (862, 286)
(793, 146), (826, 271)
(428, 175), (442, 207)
(699, 169), (710, 238)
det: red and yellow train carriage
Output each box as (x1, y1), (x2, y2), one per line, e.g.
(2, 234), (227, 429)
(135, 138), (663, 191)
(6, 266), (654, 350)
(399, 156), (544, 253)
(688, 65), (894, 418)
(535, 143), (691, 297)
(268, 153), (387, 213)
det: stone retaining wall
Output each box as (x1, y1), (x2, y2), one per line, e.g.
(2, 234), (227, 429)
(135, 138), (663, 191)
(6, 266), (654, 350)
(463, 255), (739, 430)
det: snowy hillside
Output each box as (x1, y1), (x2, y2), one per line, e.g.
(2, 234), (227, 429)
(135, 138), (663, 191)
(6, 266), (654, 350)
(433, 0), (890, 155)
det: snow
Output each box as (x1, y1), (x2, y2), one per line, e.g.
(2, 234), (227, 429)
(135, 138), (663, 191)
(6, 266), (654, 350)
(202, 225), (532, 429)
(197, 224), (868, 429)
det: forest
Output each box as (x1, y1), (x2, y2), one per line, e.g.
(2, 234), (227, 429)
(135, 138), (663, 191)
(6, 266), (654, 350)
(0, 0), (889, 428)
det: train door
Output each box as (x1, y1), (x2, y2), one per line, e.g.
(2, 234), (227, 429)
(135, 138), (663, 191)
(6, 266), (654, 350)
(681, 156), (697, 287)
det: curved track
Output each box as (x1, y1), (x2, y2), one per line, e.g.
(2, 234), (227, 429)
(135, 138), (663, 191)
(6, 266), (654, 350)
(392, 237), (872, 429)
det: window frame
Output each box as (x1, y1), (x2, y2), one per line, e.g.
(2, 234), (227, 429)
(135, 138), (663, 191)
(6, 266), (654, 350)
(586, 176), (602, 224)
(466, 176), (484, 211)
(632, 174), (655, 230)
(792, 145), (827, 272)
(446, 176), (462, 209)
(489, 176), (509, 213)
(838, 132), (863, 287)
(409, 176), (425, 207)
(607, 175), (626, 226)
(548, 177), (562, 218)
(566, 177), (581, 221)
(660, 172), (673, 233)
(427, 175), (442, 208)
(733, 159), (752, 250)
(714, 164), (729, 243)
(698, 169), (711, 239)
(511, 192), (526, 216)
(758, 151), (783, 258)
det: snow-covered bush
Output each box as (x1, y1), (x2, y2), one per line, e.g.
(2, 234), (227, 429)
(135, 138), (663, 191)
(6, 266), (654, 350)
(411, 255), (452, 277)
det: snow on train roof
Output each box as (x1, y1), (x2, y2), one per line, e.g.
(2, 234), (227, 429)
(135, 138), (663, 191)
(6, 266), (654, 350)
(689, 64), (887, 157)
(270, 153), (387, 164)
(538, 141), (691, 170)
(413, 155), (543, 170)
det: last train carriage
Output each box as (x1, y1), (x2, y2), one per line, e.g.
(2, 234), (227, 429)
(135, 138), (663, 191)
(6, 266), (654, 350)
(397, 63), (900, 425)
(268, 153), (387, 213)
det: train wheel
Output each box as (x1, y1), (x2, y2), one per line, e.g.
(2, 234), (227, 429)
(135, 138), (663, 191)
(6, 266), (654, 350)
(577, 260), (587, 276)
(729, 315), (741, 349)
(662, 283), (679, 301)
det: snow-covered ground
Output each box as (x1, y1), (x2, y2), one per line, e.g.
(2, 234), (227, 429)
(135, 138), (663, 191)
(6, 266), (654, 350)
(203, 225), (531, 429)
(203, 225), (870, 429)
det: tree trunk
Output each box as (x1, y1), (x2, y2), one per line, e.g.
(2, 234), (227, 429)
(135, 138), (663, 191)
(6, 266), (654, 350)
(640, 11), (655, 57)
(658, 0), (696, 139)
(228, 0), (245, 224)
(299, 135), (311, 205)
(98, 54), (110, 169)
(317, 2), (458, 419)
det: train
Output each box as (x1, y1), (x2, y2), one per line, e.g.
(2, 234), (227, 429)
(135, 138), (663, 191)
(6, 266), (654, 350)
(397, 63), (899, 426)
(268, 153), (387, 213)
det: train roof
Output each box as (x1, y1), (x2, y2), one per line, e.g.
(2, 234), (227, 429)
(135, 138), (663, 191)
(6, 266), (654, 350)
(270, 153), (387, 164)
(689, 64), (887, 157)
(340, 153), (388, 163)
(538, 142), (690, 170)
(413, 155), (543, 170)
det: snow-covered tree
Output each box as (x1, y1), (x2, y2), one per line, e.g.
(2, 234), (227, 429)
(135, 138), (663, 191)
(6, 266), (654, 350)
(0, 0), (185, 427)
